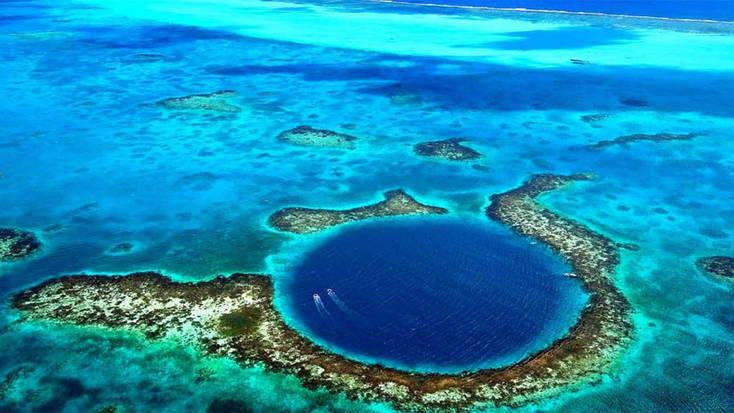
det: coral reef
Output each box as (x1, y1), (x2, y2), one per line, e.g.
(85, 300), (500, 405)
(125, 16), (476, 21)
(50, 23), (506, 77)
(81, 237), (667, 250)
(696, 256), (734, 281)
(589, 133), (696, 149)
(156, 91), (240, 113)
(619, 98), (649, 107)
(12, 174), (632, 410)
(389, 93), (423, 106)
(0, 366), (33, 400)
(570, 59), (590, 65)
(0, 228), (41, 262)
(107, 243), (134, 254)
(580, 114), (611, 124)
(8, 31), (72, 41)
(414, 138), (482, 161)
(276, 126), (357, 149)
(131, 53), (167, 61)
(268, 189), (447, 234)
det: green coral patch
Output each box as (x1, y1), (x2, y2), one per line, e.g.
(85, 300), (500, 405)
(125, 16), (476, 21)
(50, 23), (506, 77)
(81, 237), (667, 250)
(276, 125), (358, 148)
(218, 307), (262, 337)
(156, 90), (240, 113)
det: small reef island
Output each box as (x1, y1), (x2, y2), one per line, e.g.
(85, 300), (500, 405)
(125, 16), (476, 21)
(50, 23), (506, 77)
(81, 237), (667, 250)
(588, 133), (697, 149)
(276, 125), (358, 149)
(11, 174), (632, 411)
(414, 138), (482, 161)
(0, 228), (41, 262)
(268, 189), (447, 234)
(580, 113), (612, 124)
(155, 90), (241, 113)
(696, 256), (734, 282)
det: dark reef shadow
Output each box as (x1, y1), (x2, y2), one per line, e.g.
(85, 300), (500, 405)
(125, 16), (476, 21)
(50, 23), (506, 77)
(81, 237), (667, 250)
(204, 51), (734, 117)
(460, 25), (639, 50)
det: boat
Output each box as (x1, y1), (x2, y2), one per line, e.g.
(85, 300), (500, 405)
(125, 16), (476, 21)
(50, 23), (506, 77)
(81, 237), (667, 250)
(563, 272), (578, 278)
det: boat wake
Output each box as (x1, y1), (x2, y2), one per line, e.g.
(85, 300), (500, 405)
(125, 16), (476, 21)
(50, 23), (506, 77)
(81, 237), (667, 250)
(312, 293), (332, 319)
(326, 288), (367, 321)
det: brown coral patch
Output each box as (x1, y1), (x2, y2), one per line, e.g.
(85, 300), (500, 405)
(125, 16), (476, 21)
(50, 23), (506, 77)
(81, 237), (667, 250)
(696, 256), (734, 281)
(588, 133), (696, 149)
(268, 189), (448, 234)
(414, 138), (482, 161)
(0, 228), (41, 262)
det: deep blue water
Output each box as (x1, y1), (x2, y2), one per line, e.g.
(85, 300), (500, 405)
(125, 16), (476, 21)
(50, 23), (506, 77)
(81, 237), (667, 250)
(391, 0), (734, 21)
(286, 218), (588, 371)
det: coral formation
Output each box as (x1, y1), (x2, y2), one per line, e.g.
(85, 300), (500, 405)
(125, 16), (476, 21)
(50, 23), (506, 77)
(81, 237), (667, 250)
(414, 138), (482, 161)
(13, 174), (632, 410)
(276, 126), (358, 149)
(107, 243), (134, 254)
(156, 91), (240, 113)
(570, 58), (590, 65)
(8, 31), (71, 41)
(589, 133), (697, 149)
(580, 114), (611, 124)
(696, 256), (734, 281)
(268, 189), (447, 234)
(389, 93), (423, 106)
(0, 228), (41, 262)
(619, 98), (649, 107)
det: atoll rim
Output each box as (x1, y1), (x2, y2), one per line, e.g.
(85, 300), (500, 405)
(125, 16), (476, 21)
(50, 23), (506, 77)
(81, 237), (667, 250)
(11, 175), (632, 410)
(268, 189), (448, 234)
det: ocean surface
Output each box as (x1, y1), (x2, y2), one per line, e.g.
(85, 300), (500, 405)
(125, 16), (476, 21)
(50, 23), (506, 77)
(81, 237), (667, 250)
(1, 0), (734, 411)
(388, 0), (734, 21)
(285, 217), (586, 373)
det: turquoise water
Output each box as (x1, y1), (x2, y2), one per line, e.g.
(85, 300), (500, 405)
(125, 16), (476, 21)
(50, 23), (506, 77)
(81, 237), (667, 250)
(390, 0), (734, 21)
(1, 0), (734, 411)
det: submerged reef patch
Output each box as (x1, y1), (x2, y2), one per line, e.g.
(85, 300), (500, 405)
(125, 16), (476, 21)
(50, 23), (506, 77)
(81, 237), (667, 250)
(696, 256), (734, 281)
(12, 174), (631, 411)
(8, 31), (72, 41)
(106, 242), (134, 255)
(131, 53), (167, 61)
(268, 189), (447, 234)
(156, 90), (240, 113)
(389, 93), (424, 106)
(414, 138), (482, 161)
(276, 126), (358, 149)
(0, 365), (33, 400)
(0, 228), (40, 262)
(580, 113), (612, 124)
(619, 98), (649, 107)
(588, 133), (696, 149)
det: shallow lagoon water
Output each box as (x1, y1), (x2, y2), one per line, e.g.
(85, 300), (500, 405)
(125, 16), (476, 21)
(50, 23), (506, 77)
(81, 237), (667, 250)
(1, 0), (734, 411)
(388, 0), (734, 21)
(285, 217), (587, 372)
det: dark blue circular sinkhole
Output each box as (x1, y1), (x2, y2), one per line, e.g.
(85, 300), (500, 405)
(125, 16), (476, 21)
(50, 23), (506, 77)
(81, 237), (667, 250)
(285, 217), (588, 372)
